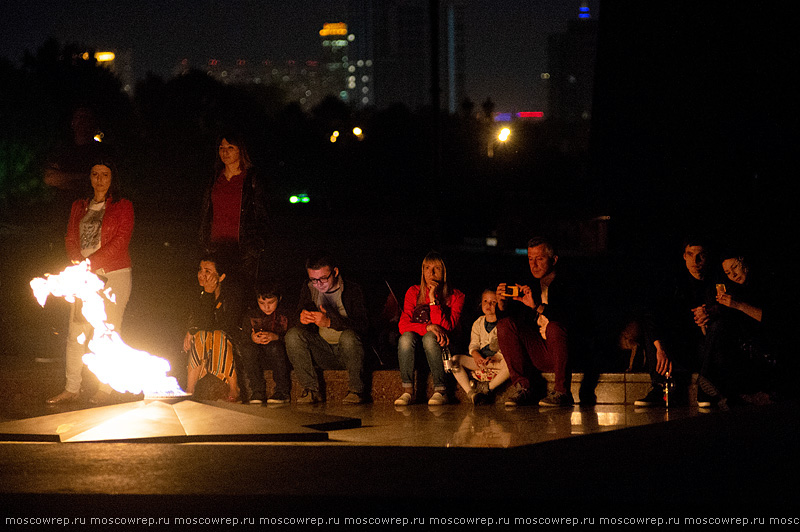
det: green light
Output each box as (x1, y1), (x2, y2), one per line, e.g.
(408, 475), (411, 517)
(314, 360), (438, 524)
(290, 194), (310, 204)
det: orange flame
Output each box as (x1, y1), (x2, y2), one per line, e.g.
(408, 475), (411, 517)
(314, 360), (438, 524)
(31, 261), (186, 397)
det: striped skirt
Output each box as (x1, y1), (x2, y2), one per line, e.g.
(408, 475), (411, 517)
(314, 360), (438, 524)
(188, 330), (237, 385)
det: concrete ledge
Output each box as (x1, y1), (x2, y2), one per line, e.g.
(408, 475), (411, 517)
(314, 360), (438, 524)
(257, 370), (700, 405)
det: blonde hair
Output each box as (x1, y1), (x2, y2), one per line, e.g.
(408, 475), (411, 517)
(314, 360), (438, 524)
(417, 251), (451, 305)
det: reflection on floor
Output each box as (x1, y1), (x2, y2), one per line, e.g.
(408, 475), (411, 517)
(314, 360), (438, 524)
(1, 399), (797, 515)
(296, 402), (705, 448)
(1, 397), (704, 447)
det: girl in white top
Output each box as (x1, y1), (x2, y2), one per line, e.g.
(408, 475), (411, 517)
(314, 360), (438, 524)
(452, 289), (510, 403)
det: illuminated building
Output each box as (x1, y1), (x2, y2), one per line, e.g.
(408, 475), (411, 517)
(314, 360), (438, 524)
(343, 1), (376, 108)
(319, 22), (352, 103)
(174, 57), (325, 110)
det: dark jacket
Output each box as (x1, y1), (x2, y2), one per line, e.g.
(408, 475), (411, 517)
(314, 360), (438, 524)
(295, 278), (369, 337)
(199, 167), (267, 272)
(187, 283), (244, 343)
(497, 269), (584, 331)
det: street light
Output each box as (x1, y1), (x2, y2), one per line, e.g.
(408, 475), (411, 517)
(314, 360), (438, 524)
(488, 127), (511, 157)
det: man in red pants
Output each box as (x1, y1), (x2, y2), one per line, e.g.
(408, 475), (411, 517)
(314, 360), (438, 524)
(496, 237), (581, 407)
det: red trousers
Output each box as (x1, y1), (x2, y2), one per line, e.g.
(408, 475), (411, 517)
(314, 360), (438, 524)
(497, 315), (571, 394)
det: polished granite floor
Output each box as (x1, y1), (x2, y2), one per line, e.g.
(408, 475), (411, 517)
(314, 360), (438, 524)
(303, 402), (706, 448)
(2, 353), (798, 517)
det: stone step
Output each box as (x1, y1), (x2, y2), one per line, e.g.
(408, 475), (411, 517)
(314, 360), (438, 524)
(257, 370), (700, 405)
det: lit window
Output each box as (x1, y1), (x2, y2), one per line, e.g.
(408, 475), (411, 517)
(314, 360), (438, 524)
(357, 60), (364, 67)
(348, 66), (356, 72)
(348, 34), (355, 41)
(365, 60), (372, 66)
(361, 75), (369, 82)
(362, 97), (369, 104)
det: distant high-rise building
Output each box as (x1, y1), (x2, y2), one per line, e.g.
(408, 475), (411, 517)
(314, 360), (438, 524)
(343, 2), (376, 108)
(319, 22), (351, 102)
(546, 12), (598, 123)
(349, 0), (465, 111)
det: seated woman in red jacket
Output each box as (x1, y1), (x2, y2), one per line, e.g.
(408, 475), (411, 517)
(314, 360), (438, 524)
(395, 252), (465, 406)
(47, 158), (134, 405)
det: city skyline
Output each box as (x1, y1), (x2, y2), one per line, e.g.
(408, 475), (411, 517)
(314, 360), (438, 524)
(2, 0), (599, 112)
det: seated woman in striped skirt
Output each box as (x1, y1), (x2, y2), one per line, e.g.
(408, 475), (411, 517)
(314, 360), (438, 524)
(183, 254), (240, 401)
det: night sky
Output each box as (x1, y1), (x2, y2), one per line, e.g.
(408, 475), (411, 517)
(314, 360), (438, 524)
(2, 0), (600, 111)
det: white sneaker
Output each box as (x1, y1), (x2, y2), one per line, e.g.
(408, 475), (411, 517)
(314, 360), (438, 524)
(428, 392), (448, 405)
(394, 392), (412, 406)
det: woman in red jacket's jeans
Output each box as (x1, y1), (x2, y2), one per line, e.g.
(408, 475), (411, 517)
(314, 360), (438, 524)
(46, 159), (134, 406)
(395, 252), (465, 406)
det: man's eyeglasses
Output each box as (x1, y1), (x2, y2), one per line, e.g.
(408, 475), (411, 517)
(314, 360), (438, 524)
(309, 271), (334, 285)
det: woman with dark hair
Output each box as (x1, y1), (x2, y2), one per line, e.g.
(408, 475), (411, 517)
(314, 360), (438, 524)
(199, 132), (267, 283)
(183, 254), (241, 401)
(47, 158), (134, 405)
(395, 252), (465, 405)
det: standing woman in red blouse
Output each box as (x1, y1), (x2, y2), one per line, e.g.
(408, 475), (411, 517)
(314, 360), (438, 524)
(199, 132), (267, 285)
(395, 252), (465, 405)
(47, 158), (134, 405)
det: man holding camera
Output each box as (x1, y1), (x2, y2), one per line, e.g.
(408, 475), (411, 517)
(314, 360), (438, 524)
(496, 237), (582, 406)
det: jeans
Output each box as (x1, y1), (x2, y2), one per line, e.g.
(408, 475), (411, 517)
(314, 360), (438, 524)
(397, 331), (447, 391)
(238, 340), (292, 397)
(285, 326), (365, 394)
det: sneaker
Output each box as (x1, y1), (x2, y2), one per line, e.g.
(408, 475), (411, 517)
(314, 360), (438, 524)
(428, 391), (449, 405)
(394, 392), (413, 406)
(249, 393), (266, 405)
(504, 383), (533, 406)
(266, 392), (290, 404)
(469, 380), (491, 405)
(296, 389), (322, 404)
(538, 391), (575, 407)
(342, 391), (367, 404)
(696, 390), (713, 408)
(634, 387), (666, 407)
(469, 390), (492, 405)
(471, 380), (490, 395)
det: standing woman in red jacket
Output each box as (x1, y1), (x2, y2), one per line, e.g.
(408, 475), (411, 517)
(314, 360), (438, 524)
(395, 252), (465, 406)
(47, 158), (134, 405)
